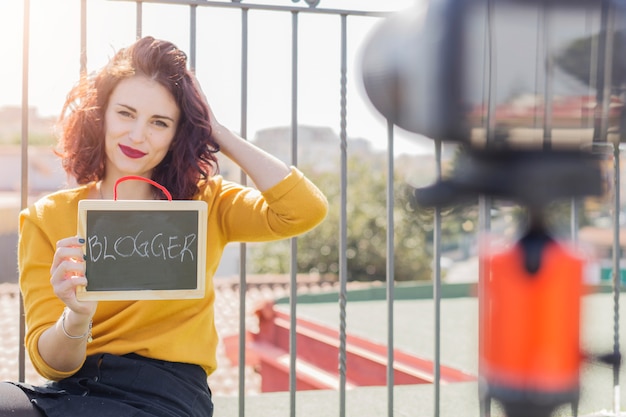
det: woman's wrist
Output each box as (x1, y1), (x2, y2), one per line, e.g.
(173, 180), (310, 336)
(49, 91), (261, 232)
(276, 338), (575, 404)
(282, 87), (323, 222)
(60, 308), (93, 343)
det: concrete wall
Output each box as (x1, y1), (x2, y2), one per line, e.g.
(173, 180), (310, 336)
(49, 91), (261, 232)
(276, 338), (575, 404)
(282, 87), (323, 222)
(0, 194), (21, 283)
(0, 233), (17, 283)
(0, 146), (65, 284)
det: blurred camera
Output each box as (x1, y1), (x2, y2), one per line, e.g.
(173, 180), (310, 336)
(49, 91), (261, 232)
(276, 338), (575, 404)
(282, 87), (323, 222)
(362, 0), (626, 150)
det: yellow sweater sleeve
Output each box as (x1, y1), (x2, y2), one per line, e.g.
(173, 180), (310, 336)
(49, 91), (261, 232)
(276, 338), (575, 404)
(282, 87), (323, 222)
(214, 166), (328, 242)
(18, 189), (87, 380)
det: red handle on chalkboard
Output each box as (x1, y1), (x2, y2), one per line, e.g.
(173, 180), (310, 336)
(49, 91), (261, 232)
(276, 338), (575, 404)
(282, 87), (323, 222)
(113, 176), (173, 201)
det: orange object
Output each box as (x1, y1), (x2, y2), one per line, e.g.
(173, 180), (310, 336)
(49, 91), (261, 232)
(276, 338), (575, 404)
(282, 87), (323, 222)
(480, 239), (583, 395)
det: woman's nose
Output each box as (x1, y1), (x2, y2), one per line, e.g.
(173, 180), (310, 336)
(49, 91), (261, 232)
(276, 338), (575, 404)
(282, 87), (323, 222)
(128, 121), (146, 142)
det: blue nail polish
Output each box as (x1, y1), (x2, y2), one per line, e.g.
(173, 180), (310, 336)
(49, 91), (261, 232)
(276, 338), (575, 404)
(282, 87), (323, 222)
(78, 238), (85, 244)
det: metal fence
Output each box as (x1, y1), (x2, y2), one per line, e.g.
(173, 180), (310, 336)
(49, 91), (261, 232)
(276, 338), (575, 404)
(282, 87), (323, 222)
(12, 1), (626, 417)
(14, 1), (411, 417)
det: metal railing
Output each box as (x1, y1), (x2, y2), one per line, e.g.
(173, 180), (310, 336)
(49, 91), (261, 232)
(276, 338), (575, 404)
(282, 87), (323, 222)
(15, 1), (411, 417)
(13, 1), (626, 417)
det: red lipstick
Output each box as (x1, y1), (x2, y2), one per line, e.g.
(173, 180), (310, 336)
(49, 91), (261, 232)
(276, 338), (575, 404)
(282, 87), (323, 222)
(119, 144), (147, 159)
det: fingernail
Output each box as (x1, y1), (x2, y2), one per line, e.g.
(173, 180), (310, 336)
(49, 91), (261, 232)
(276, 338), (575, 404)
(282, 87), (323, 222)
(83, 254), (87, 261)
(78, 238), (85, 244)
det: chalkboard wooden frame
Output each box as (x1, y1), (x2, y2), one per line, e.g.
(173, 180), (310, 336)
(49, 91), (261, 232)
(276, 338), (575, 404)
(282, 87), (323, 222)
(77, 199), (208, 301)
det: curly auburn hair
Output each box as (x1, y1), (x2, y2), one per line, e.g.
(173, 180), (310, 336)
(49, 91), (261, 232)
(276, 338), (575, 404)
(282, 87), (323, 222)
(56, 36), (220, 200)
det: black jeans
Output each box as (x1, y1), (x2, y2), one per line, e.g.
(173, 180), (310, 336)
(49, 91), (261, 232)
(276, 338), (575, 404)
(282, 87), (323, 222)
(11, 353), (213, 417)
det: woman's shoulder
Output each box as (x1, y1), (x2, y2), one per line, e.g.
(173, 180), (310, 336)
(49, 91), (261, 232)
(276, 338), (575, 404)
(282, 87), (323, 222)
(22, 184), (92, 221)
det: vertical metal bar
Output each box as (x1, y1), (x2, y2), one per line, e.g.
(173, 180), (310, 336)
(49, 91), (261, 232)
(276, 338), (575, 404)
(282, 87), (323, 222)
(386, 120), (395, 417)
(571, 0), (597, 248)
(80, 0), (87, 76)
(600, 0), (615, 143)
(542, 3), (554, 150)
(338, 13), (348, 417)
(433, 140), (442, 417)
(189, 4), (197, 71)
(237, 253), (247, 417)
(595, 1), (623, 413)
(477, 195), (491, 417)
(593, 0), (611, 143)
(612, 141), (621, 415)
(238, 9), (249, 417)
(585, 5), (599, 130)
(136, 1), (143, 39)
(240, 9), (248, 148)
(533, 5), (544, 129)
(479, 2), (494, 415)
(288, 10), (299, 417)
(18, 0), (31, 385)
(570, 199), (579, 242)
(484, 0), (496, 145)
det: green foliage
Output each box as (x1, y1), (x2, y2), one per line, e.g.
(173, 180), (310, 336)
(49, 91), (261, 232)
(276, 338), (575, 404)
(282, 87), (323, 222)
(555, 31), (626, 94)
(249, 155), (436, 282)
(4, 132), (56, 146)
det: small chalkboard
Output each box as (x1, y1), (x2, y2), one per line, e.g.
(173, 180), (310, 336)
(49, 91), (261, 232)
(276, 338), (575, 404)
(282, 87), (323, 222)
(76, 199), (208, 301)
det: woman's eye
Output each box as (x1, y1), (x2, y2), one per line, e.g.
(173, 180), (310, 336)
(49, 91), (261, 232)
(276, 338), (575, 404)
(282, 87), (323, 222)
(154, 120), (169, 128)
(118, 110), (133, 118)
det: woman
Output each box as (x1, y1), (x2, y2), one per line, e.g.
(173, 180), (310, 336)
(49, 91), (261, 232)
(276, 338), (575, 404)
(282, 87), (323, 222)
(0, 36), (328, 416)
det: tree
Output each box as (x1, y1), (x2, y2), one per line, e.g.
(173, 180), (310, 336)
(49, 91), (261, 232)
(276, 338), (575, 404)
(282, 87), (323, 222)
(248, 154), (434, 282)
(555, 31), (626, 95)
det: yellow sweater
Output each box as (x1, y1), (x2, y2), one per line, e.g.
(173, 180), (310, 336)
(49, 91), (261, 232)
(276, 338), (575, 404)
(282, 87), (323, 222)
(18, 167), (328, 381)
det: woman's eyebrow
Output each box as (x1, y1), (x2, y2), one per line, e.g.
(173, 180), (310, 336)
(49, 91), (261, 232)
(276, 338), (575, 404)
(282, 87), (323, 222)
(153, 114), (176, 123)
(116, 103), (176, 122)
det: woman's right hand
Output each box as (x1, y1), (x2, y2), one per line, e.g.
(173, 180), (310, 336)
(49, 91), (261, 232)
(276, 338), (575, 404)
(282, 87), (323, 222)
(50, 236), (97, 318)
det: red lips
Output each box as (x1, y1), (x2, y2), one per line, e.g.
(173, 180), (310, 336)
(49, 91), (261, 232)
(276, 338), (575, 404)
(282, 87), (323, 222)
(119, 144), (147, 159)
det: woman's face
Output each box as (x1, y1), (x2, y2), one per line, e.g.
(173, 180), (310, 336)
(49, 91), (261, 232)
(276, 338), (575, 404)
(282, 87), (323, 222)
(104, 75), (180, 180)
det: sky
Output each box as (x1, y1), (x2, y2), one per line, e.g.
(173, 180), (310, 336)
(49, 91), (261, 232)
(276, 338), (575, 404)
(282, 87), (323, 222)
(0, 0), (433, 155)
